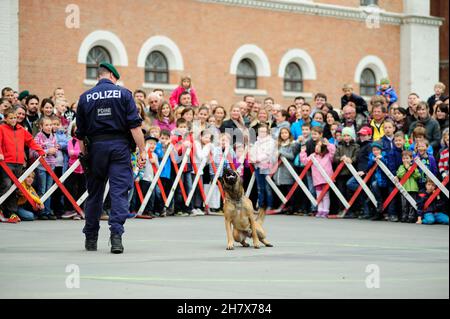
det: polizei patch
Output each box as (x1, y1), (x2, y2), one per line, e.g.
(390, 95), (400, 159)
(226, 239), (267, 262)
(97, 107), (112, 117)
(86, 90), (121, 102)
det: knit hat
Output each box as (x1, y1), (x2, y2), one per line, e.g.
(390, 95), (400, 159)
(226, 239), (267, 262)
(371, 141), (383, 150)
(342, 127), (356, 140)
(380, 78), (390, 85)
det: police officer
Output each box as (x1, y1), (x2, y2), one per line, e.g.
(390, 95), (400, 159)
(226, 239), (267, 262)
(76, 62), (146, 254)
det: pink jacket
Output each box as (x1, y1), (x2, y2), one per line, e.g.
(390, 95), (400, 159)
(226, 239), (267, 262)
(68, 137), (84, 174)
(153, 118), (176, 132)
(169, 86), (199, 108)
(300, 143), (336, 187)
(250, 135), (277, 173)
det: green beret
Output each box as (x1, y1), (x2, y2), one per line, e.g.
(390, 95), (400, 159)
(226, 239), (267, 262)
(18, 90), (30, 101)
(380, 78), (390, 85)
(99, 61), (120, 80)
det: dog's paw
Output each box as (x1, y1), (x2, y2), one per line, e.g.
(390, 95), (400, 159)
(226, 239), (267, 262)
(265, 243), (274, 247)
(241, 242), (250, 248)
(226, 244), (234, 250)
(254, 244), (261, 249)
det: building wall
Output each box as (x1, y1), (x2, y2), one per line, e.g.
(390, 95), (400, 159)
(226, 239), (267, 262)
(431, 0), (449, 95)
(0, 0), (19, 90)
(18, 0), (406, 109)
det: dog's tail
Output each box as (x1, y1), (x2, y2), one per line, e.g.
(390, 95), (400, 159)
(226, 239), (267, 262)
(256, 207), (266, 224)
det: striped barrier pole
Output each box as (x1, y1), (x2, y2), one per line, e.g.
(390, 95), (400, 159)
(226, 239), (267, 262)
(40, 160), (81, 203)
(0, 160), (39, 210)
(205, 147), (229, 206)
(137, 144), (173, 215)
(39, 157), (84, 218)
(344, 163), (378, 216)
(311, 156), (350, 209)
(424, 175), (449, 211)
(376, 159), (418, 211)
(414, 157), (449, 198)
(165, 146), (192, 207)
(279, 156), (317, 207)
(0, 157), (42, 207)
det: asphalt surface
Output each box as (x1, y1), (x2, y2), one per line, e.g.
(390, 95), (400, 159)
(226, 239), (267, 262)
(0, 215), (448, 299)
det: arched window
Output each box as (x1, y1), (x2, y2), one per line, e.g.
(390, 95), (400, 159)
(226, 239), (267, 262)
(360, 68), (377, 96)
(361, 0), (378, 6)
(284, 62), (303, 92)
(237, 59), (257, 89)
(86, 46), (111, 80)
(145, 51), (169, 84)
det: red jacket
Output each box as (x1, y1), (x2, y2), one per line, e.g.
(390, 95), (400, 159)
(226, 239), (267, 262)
(0, 123), (45, 164)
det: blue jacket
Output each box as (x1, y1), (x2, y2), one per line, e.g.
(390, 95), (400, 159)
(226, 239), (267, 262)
(414, 153), (438, 185)
(382, 136), (402, 174)
(291, 118), (321, 140)
(376, 86), (398, 107)
(368, 152), (389, 188)
(158, 143), (172, 179)
(55, 129), (69, 172)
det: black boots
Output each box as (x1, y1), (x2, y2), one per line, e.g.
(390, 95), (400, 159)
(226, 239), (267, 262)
(85, 234), (124, 253)
(110, 234), (124, 254)
(85, 236), (98, 251)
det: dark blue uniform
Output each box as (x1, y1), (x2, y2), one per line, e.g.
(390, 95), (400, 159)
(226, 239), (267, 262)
(76, 79), (142, 238)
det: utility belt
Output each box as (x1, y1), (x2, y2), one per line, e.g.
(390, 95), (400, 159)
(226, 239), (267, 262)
(89, 132), (136, 152)
(90, 133), (128, 143)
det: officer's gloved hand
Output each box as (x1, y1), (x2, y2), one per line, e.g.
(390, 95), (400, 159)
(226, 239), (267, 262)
(137, 152), (146, 169)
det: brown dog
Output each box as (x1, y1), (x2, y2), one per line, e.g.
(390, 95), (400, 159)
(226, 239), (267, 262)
(221, 167), (273, 250)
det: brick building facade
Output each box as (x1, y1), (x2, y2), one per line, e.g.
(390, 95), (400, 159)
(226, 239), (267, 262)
(0, 0), (445, 108)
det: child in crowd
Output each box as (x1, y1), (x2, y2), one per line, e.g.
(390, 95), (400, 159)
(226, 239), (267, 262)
(302, 126), (327, 215)
(414, 140), (438, 189)
(416, 179), (448, 225)
(274, 127), (301, 214)
(0, 109), (45, 223)
(50, 116), (68, 218)
(409, 126), (434, 156)
(334, 127), (360, 217)
(154, 101), (176, 132)
(376, 78), (398, 109)
(300, 137), (336, 218)
(438, 128), (449, 179)
(171, 118), (194, 216)
(54, 98), (70, 132)
(17, 172), (45, 221)
(193, 129), (217, 214)
(169, 76), (199, 108)
(32, 117), (58, 220)
(346, 126), (373, 219)
(250, 124), (276, 211)
(159, 130), (174, 216)
(63, 124), (85, 220)
(396, 151), (420, 223)
(140, 136), (163, 217)
(312, 111), (325, 127)
(181, 107), (195, 131)
(368, 141), (390, 221)
(128, 145), (144, 216)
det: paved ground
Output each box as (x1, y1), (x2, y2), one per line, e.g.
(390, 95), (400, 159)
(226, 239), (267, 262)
(0, 215), (448, 299)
